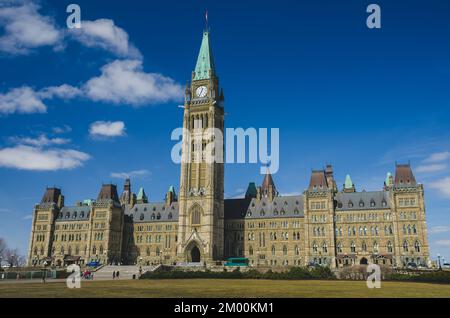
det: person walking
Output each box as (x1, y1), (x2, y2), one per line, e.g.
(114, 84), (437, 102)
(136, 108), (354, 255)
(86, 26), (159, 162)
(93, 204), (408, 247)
(116, 271), (120, 279)
(113, 271), (116, 280)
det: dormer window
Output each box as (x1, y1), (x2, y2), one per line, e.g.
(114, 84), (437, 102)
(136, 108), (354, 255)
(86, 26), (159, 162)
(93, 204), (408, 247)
(260, 209), (265, 217)
(294, 208), (299, 215)
(80, 211), (85, 218)
(280, 209), (286, 215)
(382, 200), (387, 207)
(273, 209), (278, 216)
(144, 207), (147, 211)
(151, 213), (155, 220)
(140, 213), (144, 221)
(370, 200), (376, 207)
(73, 211), (77, 219)
(359, 200), (364, 207)
(156, 213), (161, 220)
(168, 212), (173, 220)
(348, 201), (353, 208)
(65, 212), (70, 218)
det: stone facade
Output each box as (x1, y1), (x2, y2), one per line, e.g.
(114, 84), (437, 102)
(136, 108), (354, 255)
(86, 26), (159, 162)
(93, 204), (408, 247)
(27, 29), (430, 269)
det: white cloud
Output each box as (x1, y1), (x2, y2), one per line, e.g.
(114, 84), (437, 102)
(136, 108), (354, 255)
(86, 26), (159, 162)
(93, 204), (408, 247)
(0, 145), (90, 171)
(9, 134), (70, 147)
(89, 120), (125, 138)
(0, 2), (62, 55)
(0, 86), (46, 115)
(110, 169), (150, 179)
(429, 177), (450, 198)
(430, 226), (450, 234)
(424, 151), (450, 163)
(416, 164), (447, 173)
(52, 125), (72, 134)
(84, 59), (183, 105)
(38, 84), (82, 99)
(69, 19), (141, 59)
(22, 215), (32, 220)
(435, 240), (450, 247)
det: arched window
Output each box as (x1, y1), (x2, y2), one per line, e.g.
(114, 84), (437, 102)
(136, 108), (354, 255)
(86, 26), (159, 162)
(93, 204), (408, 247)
(156, 213), (161, 220)
(373, 241), (379, 253)
(156, 247), (160, 256)
(295, 245), (300, 255)
(249, 246), (253, 256)
(413, 224), (417, 234)
(322, 242), (328, 253)
(350, 242), (356, 253)
(283, 245), (287, 256)
(99, 245), (104, 254)
(414, 241), (421, 252)
(140, 213), (144, 221)
(271, 245), (276, 256)
(361, 241), (367, 252)
(191, 205), (202, 225)
(92, 246), (96, 254)
(73, 211), (77, 218)
(312, 242), (318, 253)
(168, 212), (173, 220)
(146, 247), (150, 256)
(387, 241), (393, 253)
(337, 242), (343, 253)
(403, 240), (409, 252)
(151, 213), (155, 220)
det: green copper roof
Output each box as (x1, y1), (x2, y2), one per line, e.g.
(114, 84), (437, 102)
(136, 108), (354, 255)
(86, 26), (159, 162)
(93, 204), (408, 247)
(194, 31), (215, 80)
(344, 174), (353, 189)
(168, 185), (177, 199)
(245, 182), (257, 198)
(137, 187), (148, 201)
(385, 172), (392, 186)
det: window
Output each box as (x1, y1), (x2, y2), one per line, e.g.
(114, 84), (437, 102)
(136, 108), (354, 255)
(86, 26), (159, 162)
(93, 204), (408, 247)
(140, 213), (144, 221)
(415, 241), (420, 252)
(295, 245), (300, 255)
(312, 242), (318, 253)
(350, 242), (356, 253)
(361, 241), (367, 252)
(322, 242), (328, 253)
(283, 245), (287, 256)
(373, 241), (379, 253)
(157, 213), (161, 220)
(403, 240), (409, 252)
(168, 212), (173, 220)
(191, 206), (201, 225)
(337, 242), (343, 253)
(387, 241), (393, 253)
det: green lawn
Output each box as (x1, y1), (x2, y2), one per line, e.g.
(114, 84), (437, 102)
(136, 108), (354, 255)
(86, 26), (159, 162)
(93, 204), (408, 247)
(0, 279), (449, 298)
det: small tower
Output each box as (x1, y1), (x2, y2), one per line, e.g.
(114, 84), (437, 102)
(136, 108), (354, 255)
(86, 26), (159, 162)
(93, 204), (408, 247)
(245, 182), (257, 199)
(257, 170), (278, 201)
(136, 187), (148, 204)
(165, 186), (178, 206)
(120, 178), (136, 206)
(343, 174), (356, 193)
(384, 172), (394, 190)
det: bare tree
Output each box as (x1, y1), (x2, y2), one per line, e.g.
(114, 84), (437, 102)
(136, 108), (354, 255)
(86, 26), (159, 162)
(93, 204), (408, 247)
(4, 248), (20, 267)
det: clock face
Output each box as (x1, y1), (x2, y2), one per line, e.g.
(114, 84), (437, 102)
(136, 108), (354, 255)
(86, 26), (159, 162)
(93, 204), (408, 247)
(195, 85), (207, 98)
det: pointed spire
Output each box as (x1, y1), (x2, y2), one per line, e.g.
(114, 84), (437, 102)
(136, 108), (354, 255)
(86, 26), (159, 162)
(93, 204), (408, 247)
(245, 182), (257, 199)
(259, 169), (277, 201)
(136, 187), (148, 204)
(194, 30), (215, 80)
(165, 186), (178, 205)
(343, 174), (355, 193)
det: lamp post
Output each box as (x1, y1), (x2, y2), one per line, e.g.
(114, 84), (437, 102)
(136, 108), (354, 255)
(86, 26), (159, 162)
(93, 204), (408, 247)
(42, 261), (48, 283)
(437, 253), (442, 270)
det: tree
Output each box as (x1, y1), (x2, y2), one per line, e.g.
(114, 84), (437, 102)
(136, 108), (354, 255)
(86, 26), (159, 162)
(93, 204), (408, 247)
(0, 238), (7, 266)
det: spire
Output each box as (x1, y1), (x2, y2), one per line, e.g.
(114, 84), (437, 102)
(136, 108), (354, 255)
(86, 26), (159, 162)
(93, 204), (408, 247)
(136, 187), (148, 204)
(258, 169), (278, 201)
(165, 185), (178, 205)
(245, 182), (257, 199)
(343, 174), (355, 193)
(394, 163), (417, 187)
(194, 29), (215, 80)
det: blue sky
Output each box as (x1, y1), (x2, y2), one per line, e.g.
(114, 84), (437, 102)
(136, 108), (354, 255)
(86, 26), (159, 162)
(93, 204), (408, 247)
(1, 0), (450, 262)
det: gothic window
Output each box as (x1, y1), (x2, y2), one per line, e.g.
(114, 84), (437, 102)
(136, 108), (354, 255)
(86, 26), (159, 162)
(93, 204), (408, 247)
(373, 241), (379, 253)
(415, 241), (421, 252)
(413, 224), (417, 234)
(92, 246), (96, 254)
(337, 242), (343, 253)
(350, 242), (356, 253)
(407, 224), (412, 234)
(146, 247), (150, 256)
(361, 241), (367, 252)
(140, 213), (144, 221)
(403, 225), (407, 234)
(99, 245), (104, 254)
(283, 245), (287, 256)
(156, 247), (160, 256)
(387, 241), (393, 253)
(403, 240), (409, 252)
(249, 246), (253, 256)
(312, 242), (318, 253)
(191, 205), (202, 225)
(322, 242), (328, 253)
(295, 245), (300, 255)
(75, 246), (80, 255)
(156, 213), (161, 220)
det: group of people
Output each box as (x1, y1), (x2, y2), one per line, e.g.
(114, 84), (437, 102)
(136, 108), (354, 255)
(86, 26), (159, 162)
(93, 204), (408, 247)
(82, 270), (94, 280)
(112, 271), (120, 279)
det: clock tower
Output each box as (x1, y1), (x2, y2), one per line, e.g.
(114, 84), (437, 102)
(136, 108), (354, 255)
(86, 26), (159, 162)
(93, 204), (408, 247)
(177, 29), (225, 263)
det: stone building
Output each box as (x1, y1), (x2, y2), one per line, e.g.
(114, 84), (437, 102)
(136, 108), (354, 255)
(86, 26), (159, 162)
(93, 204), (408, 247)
(27, 28), (430, 269)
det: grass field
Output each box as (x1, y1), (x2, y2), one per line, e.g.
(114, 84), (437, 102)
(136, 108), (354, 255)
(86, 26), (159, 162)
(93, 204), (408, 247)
(0, 279), (449, 298)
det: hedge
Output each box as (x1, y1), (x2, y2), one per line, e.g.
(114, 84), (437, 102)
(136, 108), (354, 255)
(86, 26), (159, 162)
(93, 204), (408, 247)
(140, 266), (336, 280)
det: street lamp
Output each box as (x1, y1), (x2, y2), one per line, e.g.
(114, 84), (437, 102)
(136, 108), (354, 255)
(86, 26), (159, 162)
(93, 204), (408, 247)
(437, 253), (442, 270)
(42, 261), (48, 283)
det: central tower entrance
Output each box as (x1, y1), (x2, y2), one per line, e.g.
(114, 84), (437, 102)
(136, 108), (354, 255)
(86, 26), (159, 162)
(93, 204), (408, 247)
(190, 246), (201, 263)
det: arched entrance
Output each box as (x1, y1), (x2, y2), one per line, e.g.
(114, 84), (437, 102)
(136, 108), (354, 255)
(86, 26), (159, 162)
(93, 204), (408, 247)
(191, 246), (200, 263)
(185, 241), (201, 263)
(360, 257), (368, 265)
